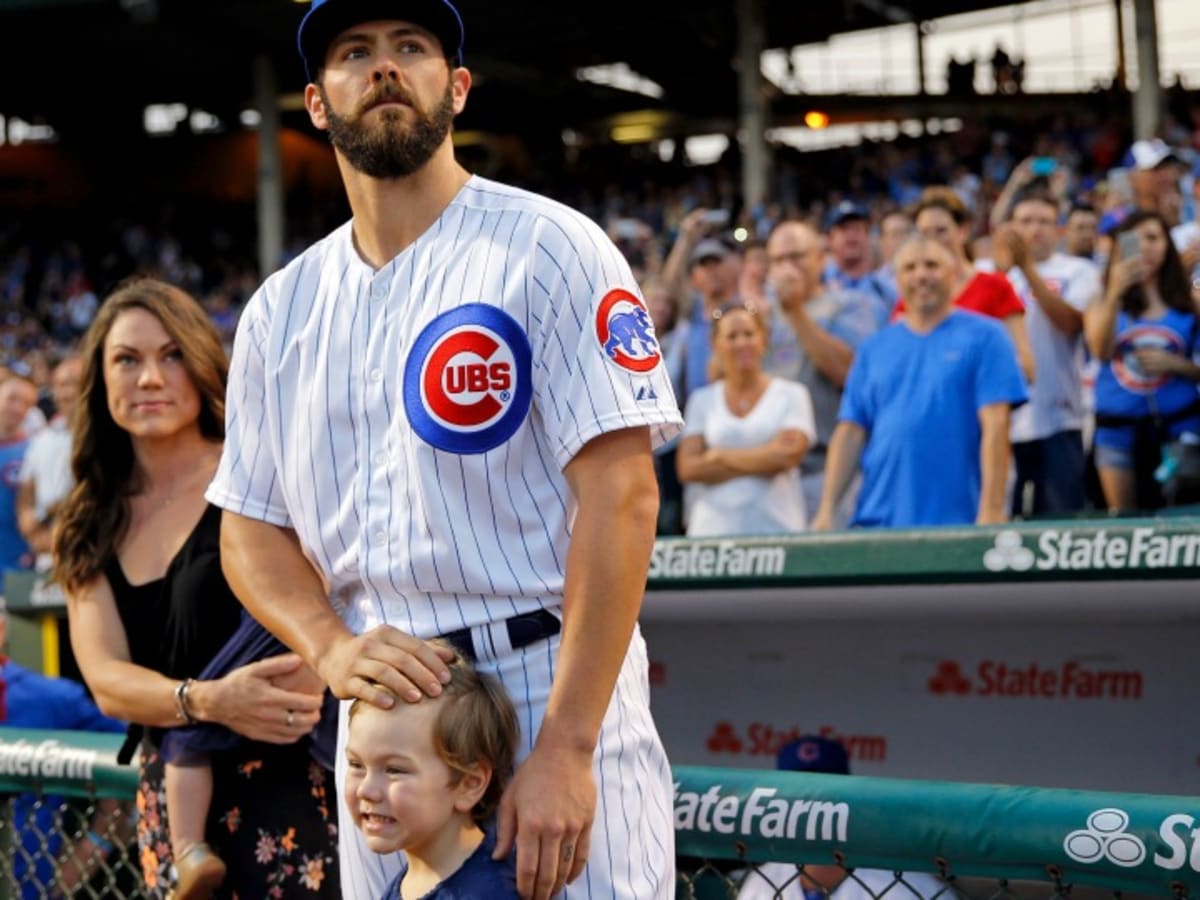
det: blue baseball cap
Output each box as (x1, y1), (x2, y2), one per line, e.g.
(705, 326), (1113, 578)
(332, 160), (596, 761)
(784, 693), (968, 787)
(824, 200), (869, 231)
(776, 735), (851, 775)
(298, 0), (465, 82)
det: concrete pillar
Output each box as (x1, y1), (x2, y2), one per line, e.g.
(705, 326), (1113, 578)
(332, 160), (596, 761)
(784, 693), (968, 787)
(254, 55), (285, 279)
(736, 0), (770, 212)
(914, 20), (927, 96)
(1131, 0), (1161, 140)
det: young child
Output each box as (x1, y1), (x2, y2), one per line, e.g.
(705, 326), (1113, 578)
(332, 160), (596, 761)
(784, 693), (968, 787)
(344, 644), (521, 900)
(162, 617), (335, 899)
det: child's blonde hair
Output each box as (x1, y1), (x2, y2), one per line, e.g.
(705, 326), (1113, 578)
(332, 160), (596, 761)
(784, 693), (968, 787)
(350, 642), (519, 824)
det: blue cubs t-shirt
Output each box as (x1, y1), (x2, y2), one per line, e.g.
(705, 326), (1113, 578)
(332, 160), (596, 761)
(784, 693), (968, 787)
(0, 436), (29, 570)
(1093, 307), (1199, 420)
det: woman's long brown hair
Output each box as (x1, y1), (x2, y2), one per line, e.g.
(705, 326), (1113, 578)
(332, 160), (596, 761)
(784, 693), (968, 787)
(52, 278), (227, 593)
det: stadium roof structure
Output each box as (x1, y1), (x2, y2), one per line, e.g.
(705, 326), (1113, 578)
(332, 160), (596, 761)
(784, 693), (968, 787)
(0, 0), (1034, 140)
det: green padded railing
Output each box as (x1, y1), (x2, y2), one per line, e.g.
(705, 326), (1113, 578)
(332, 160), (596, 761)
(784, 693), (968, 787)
(1, 730), (1195, 897)
(647, 517), (1200, 589)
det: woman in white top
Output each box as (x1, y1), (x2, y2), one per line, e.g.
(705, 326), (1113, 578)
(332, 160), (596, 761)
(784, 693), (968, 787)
(677, 303), (816, 537)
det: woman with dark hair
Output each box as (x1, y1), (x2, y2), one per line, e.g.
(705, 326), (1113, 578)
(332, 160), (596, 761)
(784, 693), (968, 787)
(53, 278), (338, 899)
(903, 186), (1036, 384)
(1085, 211), (1200, 511)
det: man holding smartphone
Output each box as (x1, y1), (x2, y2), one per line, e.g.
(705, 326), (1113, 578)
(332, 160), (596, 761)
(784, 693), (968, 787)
(994, 189), (1101, 516)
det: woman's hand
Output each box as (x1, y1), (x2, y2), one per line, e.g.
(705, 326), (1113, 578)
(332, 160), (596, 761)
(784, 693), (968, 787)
(1106, 256), (1144, 301)
(1132, 347), (1184, 377)
(190, 653), (324, 745)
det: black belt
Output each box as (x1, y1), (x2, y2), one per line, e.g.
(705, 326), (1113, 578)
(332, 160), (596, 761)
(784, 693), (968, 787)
(440, 609), (561, 662)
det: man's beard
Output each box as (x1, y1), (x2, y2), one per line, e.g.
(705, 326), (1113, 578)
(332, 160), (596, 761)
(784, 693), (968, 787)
(321, 80), (456, 179)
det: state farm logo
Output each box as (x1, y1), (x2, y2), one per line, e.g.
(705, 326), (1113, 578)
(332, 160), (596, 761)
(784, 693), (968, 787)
(926, 659), (1143, 699)
(928, 661), (972, 695)
(983, 530), (1034, 572)
(703, 722), (887, 762)
(1064, 809), (1146, 867)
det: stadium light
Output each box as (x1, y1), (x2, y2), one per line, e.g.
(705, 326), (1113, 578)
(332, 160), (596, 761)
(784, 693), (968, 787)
(804, 110), (830, 130)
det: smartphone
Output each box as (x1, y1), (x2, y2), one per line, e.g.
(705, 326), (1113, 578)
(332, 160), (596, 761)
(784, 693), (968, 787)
(1031, 157), (1058, 177)
(701, 209), (730, 227)
(1118, 230), (1141, 260)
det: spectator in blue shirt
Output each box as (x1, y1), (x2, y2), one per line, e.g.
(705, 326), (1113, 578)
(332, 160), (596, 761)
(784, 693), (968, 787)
(0, 603), (127, 898)
(813, 237), (1027, 529)
(823, 200), (897, 328)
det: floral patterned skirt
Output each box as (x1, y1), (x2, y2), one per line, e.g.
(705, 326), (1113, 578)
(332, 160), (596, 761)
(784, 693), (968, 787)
(137, 740), (339, 898)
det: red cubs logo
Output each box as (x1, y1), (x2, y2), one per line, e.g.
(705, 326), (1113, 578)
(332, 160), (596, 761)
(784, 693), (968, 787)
(421, 326), (517, 430)
(596, 289), (661, 373)
(1113, 324), (1183, 394)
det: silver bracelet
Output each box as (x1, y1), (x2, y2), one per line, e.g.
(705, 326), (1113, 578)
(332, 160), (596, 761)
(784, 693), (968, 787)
(174, 678), (198, 725)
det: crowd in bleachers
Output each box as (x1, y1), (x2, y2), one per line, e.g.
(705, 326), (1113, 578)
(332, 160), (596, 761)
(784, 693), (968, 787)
(3, 107), (1200, 552)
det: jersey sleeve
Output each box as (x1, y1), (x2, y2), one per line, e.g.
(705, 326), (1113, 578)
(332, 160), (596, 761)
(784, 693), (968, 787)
(205, 290), (292, 526)
(530, 216), (684, 470)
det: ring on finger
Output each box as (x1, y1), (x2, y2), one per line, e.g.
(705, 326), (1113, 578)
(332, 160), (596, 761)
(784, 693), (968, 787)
(562, 844), (574, 862)
(286, 709), (295, 728)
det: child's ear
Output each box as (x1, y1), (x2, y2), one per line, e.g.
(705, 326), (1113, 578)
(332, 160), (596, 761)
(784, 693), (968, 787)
(453, 763), (493, 814)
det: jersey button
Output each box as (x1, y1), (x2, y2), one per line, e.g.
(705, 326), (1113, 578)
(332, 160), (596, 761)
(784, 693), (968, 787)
(369, 368), (383, 382)
(372, 451), (388, 466)
(374, 531), (387, 546)
(371, 285), (387, 301)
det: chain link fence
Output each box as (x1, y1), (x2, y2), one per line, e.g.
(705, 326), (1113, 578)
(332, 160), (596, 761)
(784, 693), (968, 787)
(1, 730), (1195, 899)
(1, 792), (140, 899)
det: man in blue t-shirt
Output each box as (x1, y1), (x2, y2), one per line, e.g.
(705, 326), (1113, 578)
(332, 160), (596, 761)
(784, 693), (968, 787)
(813, 237), (1028, 529)
(0, 604), (127, 897)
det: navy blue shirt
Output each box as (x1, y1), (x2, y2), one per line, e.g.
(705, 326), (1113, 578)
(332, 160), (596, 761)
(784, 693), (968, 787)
(381, 828), (519, 899)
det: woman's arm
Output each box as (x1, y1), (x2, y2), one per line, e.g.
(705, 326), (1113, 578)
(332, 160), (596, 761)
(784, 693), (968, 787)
(1086, 257), (1141, 361)
(67, 576), (323, 741)
(675, 434), (742, 484)
(708, 430), (810, 476)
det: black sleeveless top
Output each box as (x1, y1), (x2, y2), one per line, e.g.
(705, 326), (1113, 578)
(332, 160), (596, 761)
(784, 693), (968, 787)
(104, 503), (244, 702)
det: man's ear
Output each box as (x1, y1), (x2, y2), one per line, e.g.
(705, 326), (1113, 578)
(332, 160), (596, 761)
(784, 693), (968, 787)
(305, 83), (329, 131)
(452, 761), (492, 814)
(450, 66), (472, 116)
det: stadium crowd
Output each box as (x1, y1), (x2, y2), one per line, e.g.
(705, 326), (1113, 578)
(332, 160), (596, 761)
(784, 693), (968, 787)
(1, 110), (1200, 563)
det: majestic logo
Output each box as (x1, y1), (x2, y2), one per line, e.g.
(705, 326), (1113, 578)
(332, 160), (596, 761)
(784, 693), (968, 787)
(596, 289), (661, 373)
(983, 530), (1035, 572)
(1064, 809), (1146, 867)
(1113, 325), (1185, 394)
(404, 304), (532, 454)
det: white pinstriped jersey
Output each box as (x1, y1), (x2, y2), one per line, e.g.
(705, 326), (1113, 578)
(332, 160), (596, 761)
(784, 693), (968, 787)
(207, 175), (683, 638)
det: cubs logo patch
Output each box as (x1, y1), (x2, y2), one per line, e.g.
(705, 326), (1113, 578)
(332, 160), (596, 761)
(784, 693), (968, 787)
(1113, 324), (1183, 394)
(403, 304), (532, 454)
(595, 289), (661, 373)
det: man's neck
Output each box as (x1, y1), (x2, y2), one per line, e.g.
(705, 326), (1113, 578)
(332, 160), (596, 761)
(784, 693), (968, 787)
(342, 143), (472, 271)
(837, 257), (870, 279)
(904, 303), (954, 334)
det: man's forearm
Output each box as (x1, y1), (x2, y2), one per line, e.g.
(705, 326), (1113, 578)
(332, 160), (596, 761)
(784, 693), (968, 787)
(977, 408), (1011, 523)
(816, 423), (865, 517)
(785, 308), (854, 386)
(546, 435), (658, 753)
(1020, 264), (1084, 334)
(219, 511), (349, 668)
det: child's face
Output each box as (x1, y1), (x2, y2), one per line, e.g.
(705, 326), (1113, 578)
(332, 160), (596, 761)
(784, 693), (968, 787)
(344, 700), (471, 856)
